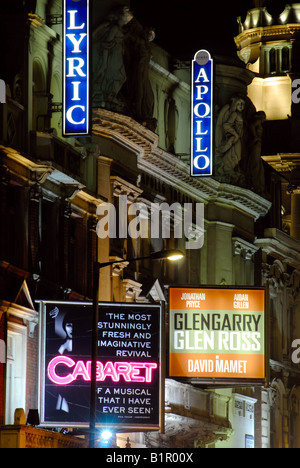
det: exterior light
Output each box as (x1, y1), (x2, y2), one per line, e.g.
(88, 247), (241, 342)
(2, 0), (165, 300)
(89, 248), (185, 447)
(101, 430), (112, 442)
(165, 251), (185, 261)
(97, 249), (185, 269)
(149, 249), (185, 262)
(98, 429), (113, 448)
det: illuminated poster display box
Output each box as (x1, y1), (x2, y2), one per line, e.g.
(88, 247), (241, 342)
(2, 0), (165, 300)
(169, 287), (267, 384)
(38, 301), (163, 431)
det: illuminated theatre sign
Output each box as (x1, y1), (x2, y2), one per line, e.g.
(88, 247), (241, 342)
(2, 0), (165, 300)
(39, 301), (163, 430)
(191, 50), (213, 177)
(63, 0), (90, 136)
(169, 287), (266, 384)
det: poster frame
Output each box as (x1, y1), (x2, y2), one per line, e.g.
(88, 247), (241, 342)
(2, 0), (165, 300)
(168, 285), (269, 387)
(38, 300), (164, 431)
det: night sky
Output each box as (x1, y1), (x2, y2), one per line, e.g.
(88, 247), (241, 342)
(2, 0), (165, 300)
(130, 0), (288, 60)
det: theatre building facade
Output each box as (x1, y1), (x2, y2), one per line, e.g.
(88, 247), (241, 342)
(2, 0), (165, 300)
(1, 0), (300, 448)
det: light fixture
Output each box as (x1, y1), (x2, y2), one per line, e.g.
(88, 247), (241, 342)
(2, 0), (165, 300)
(89, 248), (185, 447)
(97, 429), (113, 448)
(101, 430), (112, 440)
(165, 250), (185, 261)
(26, 409), (40, 426)
(101, 430), (113, 443)
(149, 249), (184, 261)
(96, 249), (185, 269)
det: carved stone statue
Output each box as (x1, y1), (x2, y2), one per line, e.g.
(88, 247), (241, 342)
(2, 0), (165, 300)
(215, 96), (246, 184)
(92, 7), (157, 131)
(214, 93), (269, 197)
(92, 6), (133, 111)
(247, 110), (267, 196)
(123, 20), (156, 130)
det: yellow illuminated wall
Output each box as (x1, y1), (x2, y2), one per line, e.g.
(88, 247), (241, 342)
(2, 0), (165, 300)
(247, 75), (291, 121)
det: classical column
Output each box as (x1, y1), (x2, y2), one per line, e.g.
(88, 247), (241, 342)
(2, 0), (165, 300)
(206, 220), (234, 285)
(0, 158), (10, 259)
(28, 183), (42, 273)
(291, 191), (300, 241)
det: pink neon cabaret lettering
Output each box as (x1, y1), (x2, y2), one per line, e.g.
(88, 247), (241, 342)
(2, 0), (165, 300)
(72, 360), (90, 381)
(47, 355), (76, 385)
(144, 363), (158, 382)
(114, 362), (132, 382)
(47, 357), (158, 385)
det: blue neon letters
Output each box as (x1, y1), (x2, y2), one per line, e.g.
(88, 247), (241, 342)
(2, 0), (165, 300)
(191, 50), (213, 176)
(63, 0), (90, 136)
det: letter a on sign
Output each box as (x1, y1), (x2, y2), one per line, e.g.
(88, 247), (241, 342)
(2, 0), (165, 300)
(63, 0), (90, 136)
(191, 50), (213, 176)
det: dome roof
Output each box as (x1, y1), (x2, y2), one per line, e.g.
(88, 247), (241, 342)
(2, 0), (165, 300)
(239, 3), (300, 32)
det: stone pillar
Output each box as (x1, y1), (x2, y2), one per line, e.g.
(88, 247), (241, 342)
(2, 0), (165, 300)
(97, 156), (113, 301)
(206, 220), (234, 285)
(214, 57), (255, 111)
(291, 192), (300, 241)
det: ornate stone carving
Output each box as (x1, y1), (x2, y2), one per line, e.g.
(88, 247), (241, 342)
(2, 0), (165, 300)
(92, 6), (131, 111)
(215, 95), (245, 185)
(122, 17), (156, 130)
(215, 94), (268, 196)
(92, 7), (156, 131)
(93, 108), (272, 221)
(246, 110), (267, 196)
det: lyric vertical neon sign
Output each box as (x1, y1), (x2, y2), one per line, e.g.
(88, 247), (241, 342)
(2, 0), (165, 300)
(191, 50), (213, 176)
(63, 0), (90, 136)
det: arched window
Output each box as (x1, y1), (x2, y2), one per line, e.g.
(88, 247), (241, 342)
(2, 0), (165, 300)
(270, 48), (276, 74)
(50, 73), (63, 136)
(282, 47), (290, 72)
(32, 60), (47, 131)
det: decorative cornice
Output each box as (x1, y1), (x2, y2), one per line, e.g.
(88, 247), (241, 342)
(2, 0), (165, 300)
(255, 227), (300, 269)
(27, 13), (45, 29)
(111, 175), (143, 202)
(122, 279), (143, 300)
(232, 236), (259, 258)
(0, 301), (39, 338)
(236, 24), (300, 49)
(262, 154), (300, 173)
(0, 145), (54, 186)
(109, 256), (129, 276)
(92, 109), (272, 221)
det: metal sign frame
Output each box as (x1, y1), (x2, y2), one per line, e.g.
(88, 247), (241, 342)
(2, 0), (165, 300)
(38, 301), (164, 431)
(191, 50), (213, 177)
(169, 286), (268, 386)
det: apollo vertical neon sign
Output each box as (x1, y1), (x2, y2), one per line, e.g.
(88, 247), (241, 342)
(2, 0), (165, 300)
(191, 50), (213, 176)
(63, 0), (90, 136)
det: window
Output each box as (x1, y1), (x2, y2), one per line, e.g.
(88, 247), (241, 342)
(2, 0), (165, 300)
(5, 322), (27, 424)
(41, 199), (59, 281)
(267, 46), (291, 75)
(68, 214), (87, 294)
(270, 49), (276, 74)
(4, 185), (26, 269)
(282, 47), (290, 72)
